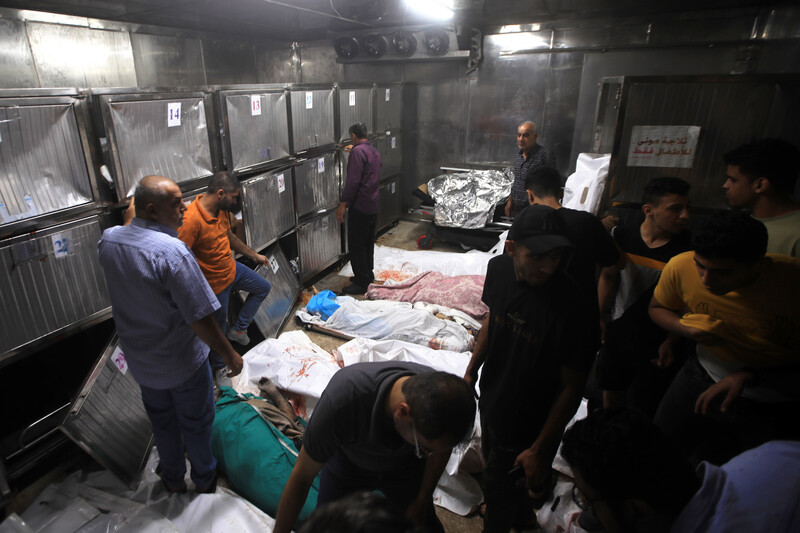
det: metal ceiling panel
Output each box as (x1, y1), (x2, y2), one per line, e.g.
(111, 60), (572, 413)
(0, 98), (93, 227)
(100, 92), (215, 198)
(0, 19), (38, 89)
(27, 22), (136, 87)
(247, 244), (300, 340)
(0, 216), (111, 360)
(61, 334), (153, 488)
(130, 33), (206, 88)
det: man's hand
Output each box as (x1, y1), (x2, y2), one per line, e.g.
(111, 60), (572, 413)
(652, 339), (675, 368)
(684, 326), (723, 345)
(405, 497), (427, 527)
(336, 202), (347, 223)
(505, 198), (513, 218)
(224, 352), (244, 378)
(695, 370), (755, 415)
(343, 143), (353, 153)
(251, 253), (268, 266)
(601, 214), (619, 232)
(599, 319), (607, 344)
(463, 371), (477, 390)
(515, 447), (551, 497)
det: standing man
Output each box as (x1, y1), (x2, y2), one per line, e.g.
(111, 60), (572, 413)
(98, 176), (243, 493)
(178, 172), (271, 384)
(337, 123), (381, 295)
(464, 205), (597, 533)
(597, 177), (693, 416)
(506, 121), (556, 218)
(650, 211), (800, 464)
(723, 138), (800, 256)
(273, 362), (476, 533)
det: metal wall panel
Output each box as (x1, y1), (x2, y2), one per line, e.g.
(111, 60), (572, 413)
(101, 94), (214, 197)
(130, 33), (205, 88)
(222, 90), (290, 173)
(61, 336), (152, 488)
(375, 134), (403, 179)
(297, 210), (341, 281)
(294, 152), (339, 218)
(248, 244), (300, 339)
(611, 79), (776, 209)
(256, 43), (300, 84)
(290, 88), (335, 153)
(0, 216), (110, 358)
(375, 84), (403, 134)
(27, 23), (136, 88)
(377, 176), (401, 232)
(0, 100), (93, 226)
(202, 39), (258, 85)
(0, 19), (38, 88)
(338, 87), (373, 138)
(298, 42), (344, 83)
(241, 168), (295, 252)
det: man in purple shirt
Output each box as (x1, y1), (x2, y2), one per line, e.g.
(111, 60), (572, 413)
(98, 175), (243, 494)
(337, 123), (382, 295)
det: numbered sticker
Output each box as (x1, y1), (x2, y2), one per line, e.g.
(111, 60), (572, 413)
(305, 91), (313, 109)
(51, 234), (69, 258)
(167, 102), (181, 127)
(111, 346), (128, 375)
(349, 91), (356, 107)
(391, 137), (396, 149)
(385, 88), (391, 102)
(269, 255), (279, 273)
(317, 157), (325, 173)
(251, 95), (262, 116)
(277, 173), (285, 193)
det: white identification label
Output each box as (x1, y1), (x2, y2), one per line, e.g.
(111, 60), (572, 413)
(277, 173), (285, 193)
(391, 137), (396, 149)
(111, 346), (128, 375)
(167, 102), (181, 127)
(317, 157), (325, 173)
(51, 233), (70, 258)
(270, 255), (279, 273)
(305, 92), (313, 109)
(349, 91), (356, 106)
(385, 88), (391, 101)
(251, 95), (262, 116)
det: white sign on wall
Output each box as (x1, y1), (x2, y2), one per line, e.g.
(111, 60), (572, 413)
(627, 125), (701, 168)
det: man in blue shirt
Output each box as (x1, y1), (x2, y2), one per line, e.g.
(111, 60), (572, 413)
(561, 408), (800, 533)
(506, 121), (556, 218)
(98, 175), (243, 493)
(337, 123), (381, 295)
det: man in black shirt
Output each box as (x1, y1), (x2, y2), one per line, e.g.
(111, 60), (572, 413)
(597, 177), (692, 416)
(464, 205), (597, 533)
(273, 362), (475, 533)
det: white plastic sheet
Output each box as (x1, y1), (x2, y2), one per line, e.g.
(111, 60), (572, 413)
(562, 153), (611, 215)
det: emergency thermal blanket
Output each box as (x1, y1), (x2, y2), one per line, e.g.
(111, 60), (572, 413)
(212, 387), (319, 522)
(298, 299), (475, 352)
(562, 153), (611, 215)
(427, 168), (513, 229)
(340, 242), (506, 284)
(366, 271), (488, 321)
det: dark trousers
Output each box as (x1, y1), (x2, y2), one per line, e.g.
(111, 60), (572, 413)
(317, 452), (444, 533)
(347, 208), (377, 287)
(480, 424), (535, 533)
(654, 357), (800, 465)
(139, 359), (216, 489)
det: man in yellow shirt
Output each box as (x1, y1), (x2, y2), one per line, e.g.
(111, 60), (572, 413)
(649, 211), (800, 464)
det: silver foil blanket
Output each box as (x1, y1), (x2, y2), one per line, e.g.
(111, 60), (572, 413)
(427, 168), (513, 228)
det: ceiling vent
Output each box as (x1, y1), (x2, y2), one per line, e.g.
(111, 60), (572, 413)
(331, 26), (470, 63)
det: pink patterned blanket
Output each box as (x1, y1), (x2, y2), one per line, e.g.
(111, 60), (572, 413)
(367, 271), (488, 321)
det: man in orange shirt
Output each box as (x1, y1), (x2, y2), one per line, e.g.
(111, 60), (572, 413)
(179, 172), (270, 384)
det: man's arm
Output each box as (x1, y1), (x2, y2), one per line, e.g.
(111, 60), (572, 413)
(464, 313), (490, 389)
(648, 295), (721, 345)
(273, 447), (323, 533)
(406, 450), (451, 526)
(515, 366), (587, 492)
(189, 314), (243, 377)
(227, 229), (268, 266)
(597, 260), (623, 342)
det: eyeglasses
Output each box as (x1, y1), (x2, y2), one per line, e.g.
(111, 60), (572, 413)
(572, 484), (605, 511)
(411, 421), (433, 459)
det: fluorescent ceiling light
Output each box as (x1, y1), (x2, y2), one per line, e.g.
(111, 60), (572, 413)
(405, 0), (454, 21)
(496, 32), (550, 53)
(499, 24), (541, 33)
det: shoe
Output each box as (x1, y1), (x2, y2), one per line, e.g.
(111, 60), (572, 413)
(341, 283), (367, 295)
(196, 472), (218, 494)
(226, 329), (250, 345)
(156, 463), (187, 493)
(214, 367), (232, 388)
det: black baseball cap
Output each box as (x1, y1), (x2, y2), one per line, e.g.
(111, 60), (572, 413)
(508, 205), (572, 254)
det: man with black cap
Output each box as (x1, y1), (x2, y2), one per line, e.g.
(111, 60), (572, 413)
(464, 205), (597, 533)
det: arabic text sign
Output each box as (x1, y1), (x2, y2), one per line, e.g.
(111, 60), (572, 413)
(628, 125), (700, 168)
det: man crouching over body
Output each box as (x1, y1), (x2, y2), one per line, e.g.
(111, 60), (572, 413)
(273, 362), (476, 533)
